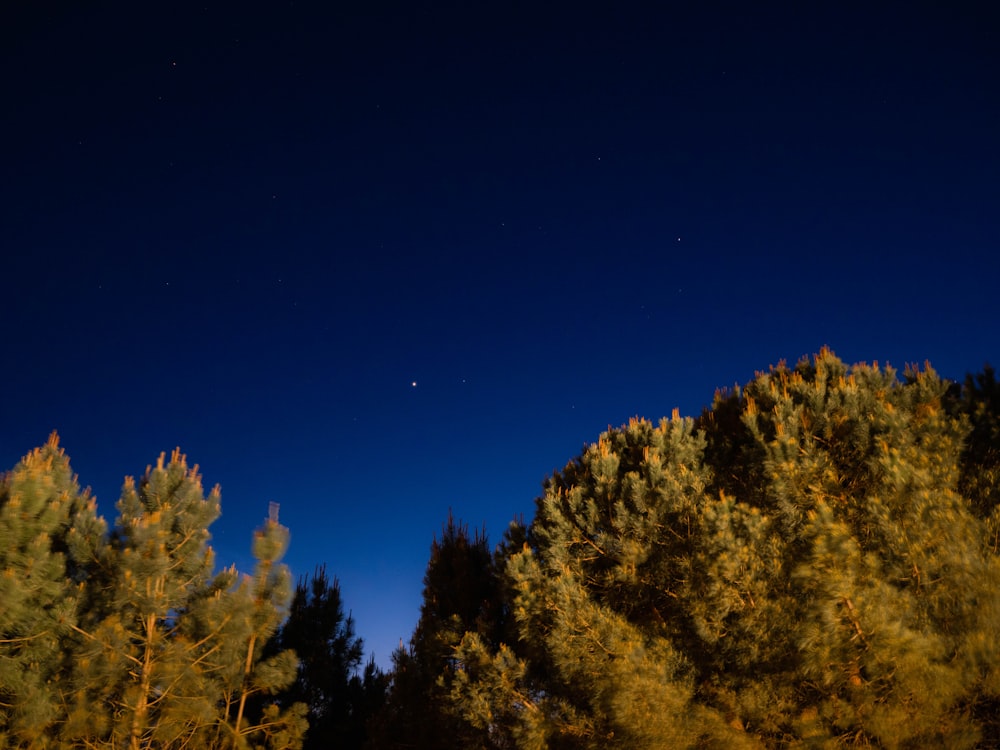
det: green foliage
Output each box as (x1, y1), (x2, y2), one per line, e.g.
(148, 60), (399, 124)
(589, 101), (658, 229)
(0, 433), (104, 747)
(0, 439), (308, 749)
(450, 350), (1000, 748)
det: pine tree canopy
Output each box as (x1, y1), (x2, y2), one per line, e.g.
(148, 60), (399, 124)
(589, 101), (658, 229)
(449, 349), (1000, 748)
(5, 350), (999, 749)
(0, 438), (308, 749)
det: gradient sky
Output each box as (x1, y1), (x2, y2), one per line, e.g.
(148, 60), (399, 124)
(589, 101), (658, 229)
(3, 2), (997, 668)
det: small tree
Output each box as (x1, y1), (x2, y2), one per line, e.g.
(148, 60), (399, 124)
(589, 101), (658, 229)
(351, 655), (390, 748)
(948, 364), (1000, 522)
(274, 565), (369, 748)
(372, 512), (505, 749)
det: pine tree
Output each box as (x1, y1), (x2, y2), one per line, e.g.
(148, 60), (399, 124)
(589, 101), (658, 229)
(0, 433), (105, 747)
(372, 513), (505, 749)
(351, 655), (390, 747)
(193, 505), (308, 750)
(944, 363), (1000, 744)
(449, 350), (1000, 747)
(729, 353), (997, 746)
(60, 451), (306, 749)
(274, 565), (370, 749)
(59, 449), (224, 747)
(451, 417), (749, 748)
(948, 364), (1000, 522)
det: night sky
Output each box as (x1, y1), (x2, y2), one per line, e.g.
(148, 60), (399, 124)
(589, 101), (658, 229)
(3, 3), (997, 668)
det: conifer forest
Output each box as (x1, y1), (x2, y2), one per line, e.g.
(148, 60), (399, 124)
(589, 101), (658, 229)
(3, 350), (1000, 748)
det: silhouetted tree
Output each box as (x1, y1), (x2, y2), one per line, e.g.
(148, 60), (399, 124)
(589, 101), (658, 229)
(946, 364), (1000, 520)
(351, 655), (391, 747)
(370, 512), (505, 749)
(276, 565), (384, 748)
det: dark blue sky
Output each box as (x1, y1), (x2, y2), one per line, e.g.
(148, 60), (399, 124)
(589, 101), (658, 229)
(3, 2), (997, 667)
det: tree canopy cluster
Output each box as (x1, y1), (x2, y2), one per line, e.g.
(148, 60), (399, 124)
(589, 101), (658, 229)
(0, 440), (378, 749)
(3, 350), (999, 748)
(378, 350), (1000, 749)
